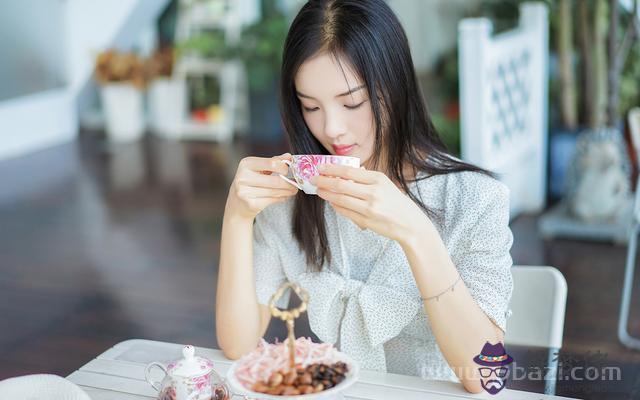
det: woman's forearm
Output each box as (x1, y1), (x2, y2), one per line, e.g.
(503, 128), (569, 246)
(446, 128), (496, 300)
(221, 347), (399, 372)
(215, 209), (263, 359)
(400, 219), (503, 394)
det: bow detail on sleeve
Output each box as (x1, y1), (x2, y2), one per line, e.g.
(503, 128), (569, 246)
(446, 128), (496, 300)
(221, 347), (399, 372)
(296, 271), (422, 372)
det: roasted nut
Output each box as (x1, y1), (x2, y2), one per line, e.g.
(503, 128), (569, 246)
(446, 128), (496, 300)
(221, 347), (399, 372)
(299, 385), (315, 395)
(252, 382), (270, 393)
(299, 372), (313, 385)
(265, 385), (285, 395)
(268, 372), (283, 387)
(282, 387), (301, 396)
(251, 362), (347, 396)
(283, 369), (297, 385)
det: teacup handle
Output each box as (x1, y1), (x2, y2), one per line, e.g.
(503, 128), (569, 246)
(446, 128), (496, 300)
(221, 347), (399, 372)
(279, 160), (302, 190)
(145, 362), (167, 392)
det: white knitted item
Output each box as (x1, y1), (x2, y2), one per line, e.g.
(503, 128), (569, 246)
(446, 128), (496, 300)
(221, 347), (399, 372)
(0, 374), (91, 400)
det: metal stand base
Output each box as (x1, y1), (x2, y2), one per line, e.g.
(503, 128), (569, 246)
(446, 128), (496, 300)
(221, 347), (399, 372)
(538, 200), (633, 244)
(619, 224), (640, 350)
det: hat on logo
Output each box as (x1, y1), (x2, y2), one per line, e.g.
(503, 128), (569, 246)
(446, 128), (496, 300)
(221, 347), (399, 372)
(473, 342), (514, 366)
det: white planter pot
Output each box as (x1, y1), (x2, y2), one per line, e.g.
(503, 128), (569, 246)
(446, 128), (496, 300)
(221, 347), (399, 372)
(100, 83), (145, 143)
(148, 78), (186, 138)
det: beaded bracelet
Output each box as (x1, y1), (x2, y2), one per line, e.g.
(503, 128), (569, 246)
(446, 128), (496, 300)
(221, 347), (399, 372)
(421, 274), (462, 302)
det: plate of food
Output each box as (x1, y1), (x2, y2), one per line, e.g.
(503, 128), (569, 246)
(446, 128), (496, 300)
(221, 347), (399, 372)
(226, 337), (359, 399)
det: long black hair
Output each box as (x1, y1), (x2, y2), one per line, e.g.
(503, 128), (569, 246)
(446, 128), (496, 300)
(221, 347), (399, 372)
(279, 0), (490, 270)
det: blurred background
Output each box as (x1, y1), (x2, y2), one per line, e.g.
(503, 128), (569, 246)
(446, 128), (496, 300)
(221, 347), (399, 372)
(1, 0), (640, 399)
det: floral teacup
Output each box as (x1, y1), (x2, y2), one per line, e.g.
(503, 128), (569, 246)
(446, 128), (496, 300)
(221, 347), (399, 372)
(280, 154), (360, 194)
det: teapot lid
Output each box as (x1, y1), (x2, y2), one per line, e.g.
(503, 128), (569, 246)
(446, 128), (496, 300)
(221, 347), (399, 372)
(167, 345), (214, 378)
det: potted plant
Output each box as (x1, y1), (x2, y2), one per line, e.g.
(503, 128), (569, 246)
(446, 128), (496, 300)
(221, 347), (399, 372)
(557, 0), (639, 222)
(94, 49), (147, 143)
(145, 47), (187, 138)
(177, 0), (289, 141)
(239, 1), (289, 141)
(537, 0), (640, 242)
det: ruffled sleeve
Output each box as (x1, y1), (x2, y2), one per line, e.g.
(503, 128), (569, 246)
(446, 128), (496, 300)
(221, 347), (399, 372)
(446, 173), (514, 332)
(253, 206), (290, 309)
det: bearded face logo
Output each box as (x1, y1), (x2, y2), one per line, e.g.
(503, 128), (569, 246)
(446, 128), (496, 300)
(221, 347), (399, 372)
(473, 342), (514, 395)
(478, 365), (509, 394)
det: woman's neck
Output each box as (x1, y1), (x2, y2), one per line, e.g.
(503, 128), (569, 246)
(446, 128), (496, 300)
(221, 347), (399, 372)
(363, 158), (417, 190)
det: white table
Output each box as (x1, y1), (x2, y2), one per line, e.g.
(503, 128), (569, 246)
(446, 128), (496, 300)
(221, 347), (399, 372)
(67, 339), (577, 399)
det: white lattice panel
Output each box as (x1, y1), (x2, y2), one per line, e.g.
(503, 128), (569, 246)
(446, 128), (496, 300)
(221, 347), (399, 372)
(459, 2), (548, 217)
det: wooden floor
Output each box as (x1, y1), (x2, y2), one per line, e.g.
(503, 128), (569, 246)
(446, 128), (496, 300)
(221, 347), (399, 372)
(1, 133), (639, 399)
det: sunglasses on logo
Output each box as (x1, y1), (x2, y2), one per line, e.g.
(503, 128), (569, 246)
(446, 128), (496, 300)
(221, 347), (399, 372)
(478, 367), (508, 378)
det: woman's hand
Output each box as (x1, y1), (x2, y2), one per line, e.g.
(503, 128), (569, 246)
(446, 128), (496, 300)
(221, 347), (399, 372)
(226, 153), (298, 221)
(312, 164), (431, 244)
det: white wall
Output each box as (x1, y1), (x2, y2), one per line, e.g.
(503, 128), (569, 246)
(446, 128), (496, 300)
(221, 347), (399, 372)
(65, 0), (141, 94)
(0, 89), (76, 161)
(0, 0), (67, 101)
(0, 0), (168, 162)
(0, 1), (72, 161)
(68, 0), (169, 122)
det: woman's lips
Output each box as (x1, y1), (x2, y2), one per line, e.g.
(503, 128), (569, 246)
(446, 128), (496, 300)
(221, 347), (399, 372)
(332, 144), (356, 155)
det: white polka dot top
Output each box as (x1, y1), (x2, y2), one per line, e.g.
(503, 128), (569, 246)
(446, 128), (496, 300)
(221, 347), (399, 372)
(252, 170), (514, 382)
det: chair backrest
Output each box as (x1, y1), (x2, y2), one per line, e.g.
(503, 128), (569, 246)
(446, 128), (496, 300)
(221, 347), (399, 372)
(505, 266), (568, 349)
(458, 2), (549, 218)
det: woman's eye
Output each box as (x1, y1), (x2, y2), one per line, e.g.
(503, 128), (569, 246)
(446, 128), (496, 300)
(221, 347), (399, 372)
(303, 106), (319, 112)
(344, 101), (366, 110)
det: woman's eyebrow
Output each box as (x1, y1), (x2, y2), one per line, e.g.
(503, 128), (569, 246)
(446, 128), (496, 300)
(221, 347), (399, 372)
(296, 84), (366, 100)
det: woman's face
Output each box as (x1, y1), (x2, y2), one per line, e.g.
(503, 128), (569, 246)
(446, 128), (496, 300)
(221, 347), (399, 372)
(294, 52), (376, 166)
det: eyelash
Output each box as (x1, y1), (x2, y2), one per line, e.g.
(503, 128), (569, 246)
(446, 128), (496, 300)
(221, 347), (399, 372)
(303, 101), (366, 113)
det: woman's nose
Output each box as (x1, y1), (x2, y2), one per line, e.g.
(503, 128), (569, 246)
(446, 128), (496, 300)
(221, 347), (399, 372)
(323, 111), (347, 139)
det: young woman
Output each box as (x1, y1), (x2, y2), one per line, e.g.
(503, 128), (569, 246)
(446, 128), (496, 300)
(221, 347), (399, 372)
(216, 0), (513, 393)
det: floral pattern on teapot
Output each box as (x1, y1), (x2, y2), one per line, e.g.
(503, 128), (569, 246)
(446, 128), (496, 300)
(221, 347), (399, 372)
(146, 345), (228, 400)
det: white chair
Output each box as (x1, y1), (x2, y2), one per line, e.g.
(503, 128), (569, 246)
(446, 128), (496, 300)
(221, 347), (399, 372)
(0, 374), (91, 400)
(619, 108), (640, 350)
(505, 266), (568, 395)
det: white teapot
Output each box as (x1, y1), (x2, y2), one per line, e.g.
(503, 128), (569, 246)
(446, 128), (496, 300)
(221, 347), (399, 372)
(145, 345), (228, 400)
